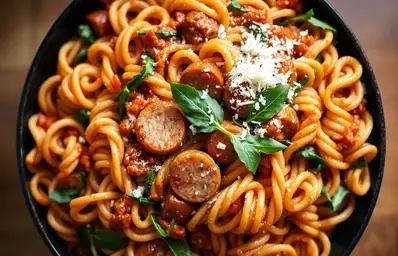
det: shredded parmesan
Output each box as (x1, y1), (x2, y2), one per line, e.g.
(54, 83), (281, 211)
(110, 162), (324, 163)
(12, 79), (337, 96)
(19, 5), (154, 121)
(216, 142), (227, 150)
(78, 136), (86, 144)
(132, 186), (145, 197)
(218, 24), (226, 39)
(200, 89), (209, 99)
(189, 125), (197, 135)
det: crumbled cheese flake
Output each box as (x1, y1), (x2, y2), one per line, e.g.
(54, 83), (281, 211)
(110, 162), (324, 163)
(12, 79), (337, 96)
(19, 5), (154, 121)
(216, 142), (227, 150)
(189, 125), (197, 135)
(132, 186), (145, 197)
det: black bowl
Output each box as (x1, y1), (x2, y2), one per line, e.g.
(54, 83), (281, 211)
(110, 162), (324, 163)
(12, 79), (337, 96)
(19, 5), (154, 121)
(16, 0), (386, 255)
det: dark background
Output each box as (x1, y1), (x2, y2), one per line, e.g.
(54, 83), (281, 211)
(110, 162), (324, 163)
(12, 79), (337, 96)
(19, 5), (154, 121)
(1, 0), (397, 255)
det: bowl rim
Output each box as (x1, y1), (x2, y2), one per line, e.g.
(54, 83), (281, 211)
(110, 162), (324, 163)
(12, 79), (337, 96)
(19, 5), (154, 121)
(16, 0), (386, 255)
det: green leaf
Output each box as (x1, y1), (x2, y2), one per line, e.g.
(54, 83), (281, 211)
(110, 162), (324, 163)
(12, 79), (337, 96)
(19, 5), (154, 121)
(92, 228), (128, 251)
(126, 195), (157, 206)
(243, 133), (287, 154)
(115, 53), (155, 117)
(246, 85), (290, 124)
(164, 238), (192, 256)
(170, 83), (224, 133)
(232, 115), (244, 127)
(280, 9), (336, 33)
(350, 157), (367, 169)
(167, 219), (176, 236)
(322, 186), (350, 212)
(150, 214), (169, 238)
(244, 23), (267, 42)
(74, 109), (90, 127)
(137, 30), (177, 37)
(294, 146), (326, 171)
(230, 135), (261, 174)
(74, 48), (87, 66)
(49, 172), (87, 203)
(316, 53), (323, 63)
(144, 168), (156, 195)
(281, 139), (293, 146)
(228, 0), (248, 13)
(78, 25), (96, 46)
(77, 225), (99, 256)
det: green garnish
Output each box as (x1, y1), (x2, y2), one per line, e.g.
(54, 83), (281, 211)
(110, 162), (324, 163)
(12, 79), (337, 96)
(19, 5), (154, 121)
(74, 109), (90, 127)
(228, 0), (249, 13)
(321, 186), (350, 212)
(280, 9), (337, 33)
(78, 25), (96, 46)
(49, 172), (87, 204)
(137, 30), (177, 37)
(294, 146), (326, 171)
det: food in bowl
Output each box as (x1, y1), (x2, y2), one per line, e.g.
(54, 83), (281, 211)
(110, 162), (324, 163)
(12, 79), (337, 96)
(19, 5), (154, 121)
(25, 0), (378, 255)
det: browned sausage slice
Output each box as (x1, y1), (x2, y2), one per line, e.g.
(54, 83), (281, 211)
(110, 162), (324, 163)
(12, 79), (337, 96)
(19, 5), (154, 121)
(169, 149), (221, 203)
(223, 81), (254, 118)
(135, 101), (186, 155)
(180, 61), (224, 100)
(86, 10), (113, 37)
(205, 121), (243, 164)
(261, 105), (299, 141)
(161, 189), (196, 225)
(180, 11), (219, 44)
(135, 239), (172, 256)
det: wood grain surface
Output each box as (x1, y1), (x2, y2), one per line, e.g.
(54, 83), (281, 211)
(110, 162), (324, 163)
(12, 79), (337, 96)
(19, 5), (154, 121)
(0, 0), (396, 255)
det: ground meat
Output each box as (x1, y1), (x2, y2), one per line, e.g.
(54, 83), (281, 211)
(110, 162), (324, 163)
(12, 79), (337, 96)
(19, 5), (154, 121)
(110, 195), (133, 229)
(337, 117), (360, 151)
(58, 173), (80, 188)
(288, 25), (315, 58)
(351, 101), (367, 116)
(230, 6), (268, 26)
(123, 144), (159, 177)
(64, 127), (80, 138)
(155, 216), (186, 240)
(125, 90), (159, 117)
(276, 0), (303, 12)
(78, 146), (92, 173)
(189, 226), (213, 250)
(119, 118), (135, 138)
(180, 11), (219, 44)
(37, 112), (57, 130)
(87, 10), (113, 37)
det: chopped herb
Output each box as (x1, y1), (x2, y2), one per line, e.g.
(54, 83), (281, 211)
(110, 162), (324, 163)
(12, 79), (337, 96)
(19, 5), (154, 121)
(280, 9), (337, 33)
(74, 48), (87, 66)
(78, 25), (96, 46)
(74, 109), (90, 127)
(316, 53), (323, 63)
(49, 172), (87, 204)
(126, 195), (157, 206)
(322, 186), (350, 212)
(228, 0), (249, 13)
(294, 146), (326, 171)
(350, 157), (367, 168)
(77, 226), (127, 254)
(144, 168), (156, 195)
(281, 139), (293, 146)
(232, 115), (244, 127)
(137, 30), (177, 37)
(290, 75), (309, 106)
(244, 23), (267, 42)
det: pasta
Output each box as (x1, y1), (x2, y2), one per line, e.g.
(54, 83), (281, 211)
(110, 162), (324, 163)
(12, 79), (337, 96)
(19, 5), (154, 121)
(25, 0), (378, 255)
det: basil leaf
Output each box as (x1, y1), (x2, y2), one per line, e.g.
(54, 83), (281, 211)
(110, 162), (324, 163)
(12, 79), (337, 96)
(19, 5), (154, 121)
(92, 228), (128, 251)
(74, 48), (87, 66)
(77, 225), (99, 256)
(281, 139), (293, 146)
(74, 109), (90, 127)
(137, 30), (177, 37)
(280, 9), (336, 33)
(244, 23), (267, 42)
(246, 85), (290, 124)
(164, 238), (192, 256)
(170, 83), (224, 133)
(243, 133), (287, 154)
(350, 157), (367, 169)
(294, 146), (326, 171)
(230, 135), (261, 174)
(115, 53), (155, 117)
(78, 25), (96, 46)
(126, 195), (157, 206)
(232, 115), (244, 127)
(150, 214), (169, 238)
(322, 186), (350, 212)
(167, 219), (177, 236)
(228, 0), (248, 13)
(316, 53), (323, 63)
(49, 172), (87, 203)
(144, 168), (156, 195)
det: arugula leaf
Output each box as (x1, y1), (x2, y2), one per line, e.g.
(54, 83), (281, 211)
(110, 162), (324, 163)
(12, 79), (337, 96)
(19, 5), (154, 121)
(144, 168), (156, 195)
(49, 172), (87, 203)
(280, 9), (336, 33)
(78, 25), (96, 46)
(137, 30), (177, 37)
(294, 146), (326, 171)
(246, 85), (290, 124)
(77, 225), (99, 256)
(115, 53), (155, 117)
(74, 48), (87, 66)
(228, 0), (248, 13)
(164, 238), (192, 256)
(170, 83), (224, 133)
(74, 109), (90, 127)
(350, 157), (367, 169)
(244, 23), (267, 42)
(126, 195), (157, 205)
(322, 186), (350, 212)
(150, 214), (169, 238)
(92, 228), (128, 251)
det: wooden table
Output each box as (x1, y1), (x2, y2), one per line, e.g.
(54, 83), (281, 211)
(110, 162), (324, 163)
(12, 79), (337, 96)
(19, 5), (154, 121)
(1, 0), (396, 255)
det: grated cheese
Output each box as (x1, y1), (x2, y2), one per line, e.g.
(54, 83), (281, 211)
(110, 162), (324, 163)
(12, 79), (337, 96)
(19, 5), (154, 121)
(200, 89), (209, 99)
(132, 186), (145, 197)
(189, 125), (197, 135)
(218, 24), (226, 39)
(216, 142), (227, 150)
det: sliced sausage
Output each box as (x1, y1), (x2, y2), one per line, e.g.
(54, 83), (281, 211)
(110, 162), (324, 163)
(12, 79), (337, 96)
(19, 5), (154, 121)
(86, 10), (113, 37)
(180, 61), (224, 100)
(135, 239), (172, 256)
(180, 11), (219, 44)
(205, 121), (243, 164)
(154, 216), (186, 240)
(189, 226), (213, 250)
(161, 189), (196, 225)
(135, 101), (186, 155)
(261, 105), (299, 141)
(223, 81), (254, 118)
(169, 149), (221, 203)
